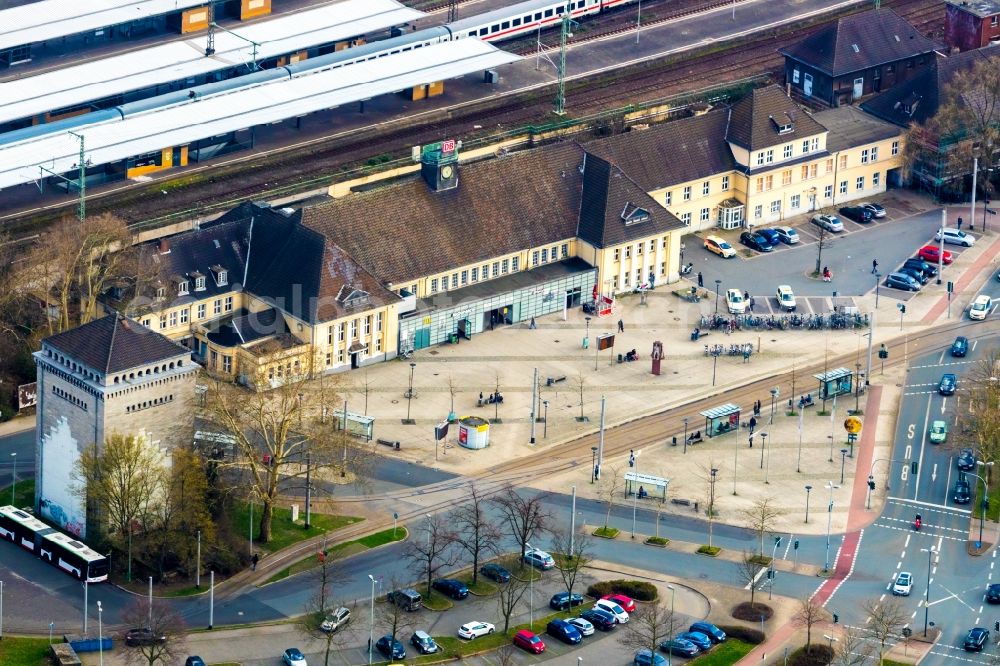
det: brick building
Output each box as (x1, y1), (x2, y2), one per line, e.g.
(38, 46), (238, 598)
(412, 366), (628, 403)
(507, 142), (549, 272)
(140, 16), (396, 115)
(945, 0), (1000, 52)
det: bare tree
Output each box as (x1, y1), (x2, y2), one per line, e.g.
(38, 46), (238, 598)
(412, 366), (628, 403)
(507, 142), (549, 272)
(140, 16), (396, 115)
(495, 643), (518, 666)
(551, 527), (591, 606)
(446, 374), (458, 416)
(358, 369), (374, 416)
(300, 546), (350, 666)
(120, 598), (187, 666)
(813, 219), (831, 277)
(495, 555), (531, 633)
(739, 497), (785, 557)
(493, 370), (503, 422)
(861, 597), (908, 664)
(405, 514), (458, 596)
(575, 370), (586, 421)
(833, 626), (875, 666)
(794, 596), (826, 652)
(378, 579), (414, 649)
(735, 550), (768, 608)
(617, 602), (682, 656)
(493, 485), (549, 563)
(452, 482), (501, 585)
(598, 464), (624, 532)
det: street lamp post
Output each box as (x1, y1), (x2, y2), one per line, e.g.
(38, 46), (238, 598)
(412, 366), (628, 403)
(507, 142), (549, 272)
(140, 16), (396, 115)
(874, 271), (881, 308)
(804, 485), (812, 523)
(9, 452), (15, 504)
(406, 362), (416, 423)
(97, 600), (103, 666)
(824, 481), (839, 572)
(368, 574), (376, 666)
(840, 449), (849, 484)
(709, 468), (718, 547)
(970, 470), (991, 547)
(630, 449), (642, 539)
(714, 279), (722, 315)
(543, 400), (549, 438)
(591, 446), (598, 483)
(769, 387), (779, 425)
(921, 547), (936, 636)
(682, 417), (689, 455)
(585, 316), (591, 348)
(666, 585), (676, 666)
(759, 432), (767, 469)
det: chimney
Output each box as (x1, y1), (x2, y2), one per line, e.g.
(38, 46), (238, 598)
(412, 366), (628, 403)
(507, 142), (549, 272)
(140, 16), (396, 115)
(158, 238), (171, 254)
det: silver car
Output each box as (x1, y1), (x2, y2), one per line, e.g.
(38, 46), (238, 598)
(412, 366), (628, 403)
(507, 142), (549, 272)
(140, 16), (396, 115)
(811, 214), (844, 232)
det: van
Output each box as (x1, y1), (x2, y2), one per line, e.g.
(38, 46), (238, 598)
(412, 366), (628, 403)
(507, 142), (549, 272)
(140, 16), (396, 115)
(388, 588), (422, 611)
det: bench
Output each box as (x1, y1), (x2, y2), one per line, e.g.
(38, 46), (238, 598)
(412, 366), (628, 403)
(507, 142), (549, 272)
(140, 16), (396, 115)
(687, 431), (703, 444)
(547, 376), (567, 386)
(377, 438), (400, 450)
(797, 395), (816, 409)
(671, 498), (692, 506)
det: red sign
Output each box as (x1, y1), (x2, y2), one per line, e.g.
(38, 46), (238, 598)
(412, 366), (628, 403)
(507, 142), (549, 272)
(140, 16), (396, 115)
(441, 139), (456, 154)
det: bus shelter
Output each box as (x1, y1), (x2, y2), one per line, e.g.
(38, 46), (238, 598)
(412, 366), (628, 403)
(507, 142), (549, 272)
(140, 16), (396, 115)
(624, 472), (669, 502)
(700, 403), (741, 438)
(814, 367), (854, 400)
(333, 409), (374, 441)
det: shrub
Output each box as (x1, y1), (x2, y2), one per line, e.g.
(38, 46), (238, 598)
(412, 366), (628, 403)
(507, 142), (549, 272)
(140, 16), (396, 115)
(788, 644), (834, 666)
(698, 545), (721, 556)
(586, 579), (658, 601)
(717, 625), (766, 645)
(732, 602), (773, 621)
(645, 536), (669, 546)
(593, 526), (619, 538)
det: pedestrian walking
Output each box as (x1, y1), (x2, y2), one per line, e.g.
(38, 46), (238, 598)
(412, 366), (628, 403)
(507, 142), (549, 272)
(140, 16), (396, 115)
(749, 434), (754, 448)
(618, 319), (624, 333)
(697, 272), (704, 288)
(529, 317), (537, 329)
(748, 415), (757, 434)
(871, 259), (879, 274)
(957, 217), (963, 231)
(251, 553), (259, 571)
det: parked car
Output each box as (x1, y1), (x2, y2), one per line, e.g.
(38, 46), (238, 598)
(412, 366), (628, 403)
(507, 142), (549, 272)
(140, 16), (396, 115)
(862, 202), (887, 218)
(410, 631), (439, 654)
(929, 420), (948, 444)
(939, 373), (957, 396)
(634, 649), (668, 666)
(885, 272), (920, 291)
(951, 336), (969, 357)
(897, 266), (929, 285)
(839, 206), (873, 223)
(320, 607), (351, 633)
(375, 635), (406, 660)
(970, 294), (993, 320)
(601, 594), (638, 613)
(812, 214), (844, 232)
(568, 617), (595, 636)
(774, 226), (800, 244)
(704, 235), (736, 258)
(739, 231), (773, 252)
(580, 608), (617, 631)
(936, 228), (976, 246)
(679, 631), (713, 651)
(776, 284), (796, 311)
(917, 245), (953, 264)
(903, 257), (938, 277)
(458, 621), (495, 639)
(184, 658), (206, 666)
(958, 448), (977, 471)
(523, 548), (555, 570)
(986, 583), (1000, 603)
(432, 578), (469, 600)
(726, 288), (747, 314)
(757, 228), (782, 245)
(594, 599), (630, 623)
(965, 628), (989, 651)
(387, 588), (422, 611)
(954, 476), (972, 504)
(479, 563), (511, 583)
(513, 629), (546, 654)
(282, 648), (308, 666)
(550, 591), (585, 610)
(660, 638), (700, 657)
(547, 618), (583, 644)
(690, 622), (727, 643)
(125, 628), (167, 647)
(892, 571), (913, 596)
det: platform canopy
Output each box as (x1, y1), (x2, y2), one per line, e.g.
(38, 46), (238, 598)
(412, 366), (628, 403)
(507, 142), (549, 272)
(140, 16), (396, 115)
(0, 39), (520, 190)
(699, 403), (740, 420)
(813, 367), (852, 382)
(0, 0), (424, 127)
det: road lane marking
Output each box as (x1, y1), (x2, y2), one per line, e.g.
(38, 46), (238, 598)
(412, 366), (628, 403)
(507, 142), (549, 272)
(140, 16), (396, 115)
(888, 497), (972, 514)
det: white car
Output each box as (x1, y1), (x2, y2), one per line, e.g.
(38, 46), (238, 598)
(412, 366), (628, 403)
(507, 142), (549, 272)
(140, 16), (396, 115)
(458, 621), (495, 639)
(569, 617), (595, 636)
(725, 289), (746, 314)
(594, 599), (629, 623)
(282, 648), (308, 666)
(892, 571), (913, 596)
(970, 294), (993, 320)
(811, 214), (844, 232)
(936, 228), (975, 247)
(523, 548), (555, 570)
(320, 607), (351, 632)
(776, 285), (796, 312)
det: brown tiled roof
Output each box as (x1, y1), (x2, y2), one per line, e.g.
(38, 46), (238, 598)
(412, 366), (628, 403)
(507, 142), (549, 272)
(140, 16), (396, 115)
(576, 153), (686, 248)
(44, 313), (189, 374)
(726, 85), (828, 152)
(300, 142), (585, 285)
(860, 46), (1000, 127)
(779, 9), (940, 76)
(585, 110), (737, 189)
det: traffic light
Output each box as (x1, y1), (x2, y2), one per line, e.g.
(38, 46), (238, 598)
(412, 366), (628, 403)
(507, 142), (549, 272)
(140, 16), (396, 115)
(900, 304), (906, 314)
(878, 344), (888, 360)
(868, 477), (876, 490)
(994, 620), (999, 632)
(833, 613), (839, 624)
(794, 540), (800, 550)
(774, 536), (782, 547)
(767, 569), (775, 579)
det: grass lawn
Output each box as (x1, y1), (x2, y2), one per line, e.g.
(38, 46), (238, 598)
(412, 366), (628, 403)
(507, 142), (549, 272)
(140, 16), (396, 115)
(690, 640), (755, 665)
(228, 501), (362, 553)
(978, 482), (1000, 522)
(0, 479), (35, 509)
(594, 526), (620, 538)
(698, 545), (721, 556)
(0, 636), (50, 666)
(455, 573), (498, 596)
(265, 527), (407, 584)
(421, 588), (454, 611)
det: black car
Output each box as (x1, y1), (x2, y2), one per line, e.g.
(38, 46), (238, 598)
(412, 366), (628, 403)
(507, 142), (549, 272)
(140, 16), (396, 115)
(986, 583), (1000, 603)
(958, 448), (978, 471)
(432, 578), (469, 600)
(939, 373), (957, 396)
(580, 608), (617, 631)
(125, 628), (167, 647)
(376, 635), (407, 660)
(951, 336), (969, 357)
(953, 476), (972, 504)
(479, 563), (511, 583)
(965, 627), (990, 651)
(410, 631), (439, 654)
(549, 591), (585, 610)
(903, 257), (938, 278)
(839, 206), (873, 223)
(739, 231), (773, 252)
(898, 266), (929, 285)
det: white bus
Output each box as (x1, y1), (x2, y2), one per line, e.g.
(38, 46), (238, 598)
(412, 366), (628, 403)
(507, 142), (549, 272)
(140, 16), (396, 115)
(0, 505), (108, 583)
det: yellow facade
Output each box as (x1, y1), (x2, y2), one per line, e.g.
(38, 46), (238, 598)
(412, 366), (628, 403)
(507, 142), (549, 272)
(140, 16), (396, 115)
(650, 172), (740, 233)
(577, 229), (685, 294)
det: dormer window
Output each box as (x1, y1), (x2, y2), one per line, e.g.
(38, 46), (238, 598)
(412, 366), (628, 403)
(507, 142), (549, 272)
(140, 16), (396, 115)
(337, 286), (371, 308)
(770, 112), (795, 135)
(620, 203), (650, 226)
(190, 271), (206, 292)
(211, 265), (228, 287)
(155, 287), (166, 299)
(172, 275), (189, 296)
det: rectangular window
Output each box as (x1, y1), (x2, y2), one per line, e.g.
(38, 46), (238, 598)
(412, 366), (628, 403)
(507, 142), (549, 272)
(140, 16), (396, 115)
(224, 296), (233, 312)
(364, 316), (371, 335)
(159, 316), (167, 330)
(623, 246), (630, 259)
(532, 251), (540, 266)
(765, 175), (773, 190)
(681, 212), (692, 225)
(649, 240), (655, 252)
(636, 242), (642, 255)
(180, 309), (188, 324)
(337, 348), (344, 364)
(376, 312), (383, 332)
(513, 256), (520, 271)
(197, 304), (206, 320)
(375, 337), (382, 353)
(169, 311), (177, 327)
(613, 248), (620, 262)
(824, 184), (833, 198)
(839, 155), (848, 169)
(683, 186), (692, 201)
(873, 171), (881, 187)
(791, 194), (801, 209)
(502, 259), (509, 274)
(451, 274), (458, 288)
(338, 323), (345, 341)
(783, 144), (793, 159)
(754, 205), (763, 219)
(801, 165), (810, 180)
(213, 299), (221, 315)
(541, 249), (548, 263)
(350, 319), (358, 339)
(702, 181), (710, 196)
(550, 246), (557, 259)
(766, 149), (774, 163)
(210, 351), (217, 370)
(826, 158), (834, 173)
(326, 351), (332, 366)
(561, 244), (568, 258)
(623, 273), (630, 287)
(871, 146), (879, 161)
(861, 148), (870, 164)
(721, 175), (730, 191)
(782, 169), (792, 185)
(613, 275), (619, 290)
(482, 264), (488, 278)
(328, 325), (334, 345)
(472, 267), (479, 281)
(856, 176), (865, 190)
(665, 191), (672, 205)
(660, 261), (666, 275)
(756, 152), (765, 166)
(431, 278), (439, 293)
(811, 138), (819, 151)
(492, 262), (500, 276)
(700, 207), (710, 222)
(802, 140), (810, 154)
(223, 356), (232, 373)
(839, 180), (848, 194)
(461, 270), (468, 285)
(809, 164), (818, 178)
(635, 268), (642, 283)
(756, 177), (765, 193)
(770, 200), (780, 213)
(661, 236), (667, 249)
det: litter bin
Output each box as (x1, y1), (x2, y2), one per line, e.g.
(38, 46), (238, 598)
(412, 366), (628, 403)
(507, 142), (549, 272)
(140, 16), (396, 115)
(582, 337), (589, 349)
(449, 333), (458, 344)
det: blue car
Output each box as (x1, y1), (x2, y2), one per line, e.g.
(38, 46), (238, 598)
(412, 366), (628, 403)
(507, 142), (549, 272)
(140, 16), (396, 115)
(939, 373), (957, 396)
(757, 228), (781, 246)
(679, 631), (712, 650)
(634, 649), (668, 666)
(546, 618), (583, 644)
(660, 638), (700, 657)
(375, 635), (406, 660)
(690, 622), (727, 643)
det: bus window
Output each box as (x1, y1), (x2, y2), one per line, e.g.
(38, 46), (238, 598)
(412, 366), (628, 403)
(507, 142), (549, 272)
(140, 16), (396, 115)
(512, 17), (521, 26)
(534, 12), (542, 20)
(479, 27), (488, 36)
(501, 21), (510, 29)
(545, 8), (554, 17)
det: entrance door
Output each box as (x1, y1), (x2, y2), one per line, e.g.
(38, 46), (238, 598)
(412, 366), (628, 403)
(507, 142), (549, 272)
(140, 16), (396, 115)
(853, 77), (864, 100)
(457, 318), (471, 339)
(414, 328), (431, 349)
(566, 286), (582, 308)
(803, 73), (813, 97)
(351, 352), (360, 369)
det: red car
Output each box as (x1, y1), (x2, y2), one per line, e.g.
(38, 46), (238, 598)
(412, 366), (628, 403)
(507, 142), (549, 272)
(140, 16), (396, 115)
(917, 245), (953, 265)
(513, 630), (545, 654)
(601, 593), (637, 613)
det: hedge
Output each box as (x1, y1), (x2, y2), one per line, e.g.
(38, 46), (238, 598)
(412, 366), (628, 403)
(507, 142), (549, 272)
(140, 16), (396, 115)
(717, 625), (765, 644)
(788, 645), (834, 666)
(586, 579), (658, 601)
